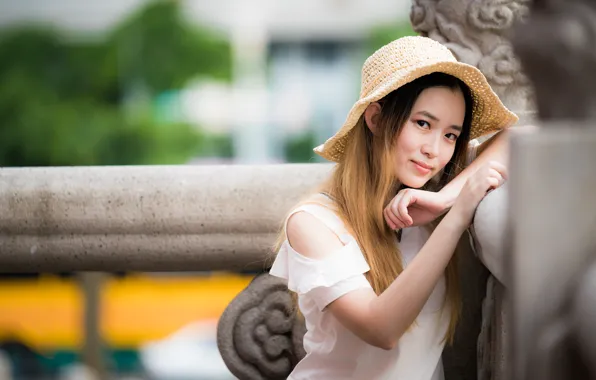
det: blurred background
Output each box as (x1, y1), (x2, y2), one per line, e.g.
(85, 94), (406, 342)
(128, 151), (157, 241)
(0, 0), (414, 378)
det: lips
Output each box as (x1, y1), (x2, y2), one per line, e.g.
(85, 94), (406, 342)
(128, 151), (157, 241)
(411, 160), (432, 170)
(411, 160), (433, 175)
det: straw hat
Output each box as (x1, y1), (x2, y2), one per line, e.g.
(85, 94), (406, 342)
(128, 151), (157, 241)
(314, 36), (519, 162)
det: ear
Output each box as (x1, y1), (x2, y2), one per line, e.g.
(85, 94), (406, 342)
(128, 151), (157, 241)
(364, 102), (382, 136)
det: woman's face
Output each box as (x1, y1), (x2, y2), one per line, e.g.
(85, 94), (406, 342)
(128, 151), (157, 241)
(393, 86), (466, 188)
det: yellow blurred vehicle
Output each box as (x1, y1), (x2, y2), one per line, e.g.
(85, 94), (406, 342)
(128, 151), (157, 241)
(0, 272), (253, 376)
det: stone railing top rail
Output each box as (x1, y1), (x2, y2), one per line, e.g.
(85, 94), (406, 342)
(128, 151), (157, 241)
(0, 164), (332, 272)
(0, 163), (505, 277)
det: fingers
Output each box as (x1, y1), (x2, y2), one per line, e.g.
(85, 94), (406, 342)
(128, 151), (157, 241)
(385, 190), (412, 230)
(397, 192), (414, 226)
(488, 161), (508, 181)
(456, 161), (510, 224)
(384, 206), (401, 230)
(390, 190), (413, 228)
(488, 168), (505, 188)
(486, 177), (500, 192)
(478, 161), (508, 194)
(487, 161), (508, 190)
(384, 207), (395, 230)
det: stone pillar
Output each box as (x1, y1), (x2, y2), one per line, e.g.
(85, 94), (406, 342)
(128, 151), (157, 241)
(506, 127), (596, 380)
(409, 1), (533, 379)
(509, 1), (596, 379)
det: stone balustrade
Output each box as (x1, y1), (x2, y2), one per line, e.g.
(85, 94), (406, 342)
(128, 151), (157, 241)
(0, 161), (510, 380)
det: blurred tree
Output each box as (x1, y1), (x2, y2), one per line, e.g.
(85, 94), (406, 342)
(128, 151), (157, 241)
(0, 0), (232, 167)
(285, 132), (317, 163)
(110, 0), (231, 94)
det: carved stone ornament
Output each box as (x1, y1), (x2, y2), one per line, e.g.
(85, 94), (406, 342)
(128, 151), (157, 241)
(410, 0), (533, 115)
(468, 0), (530, 31)
(217, 273), (306, 380)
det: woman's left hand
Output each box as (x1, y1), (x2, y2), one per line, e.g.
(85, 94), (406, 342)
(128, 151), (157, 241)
(383, 189), (449, 230)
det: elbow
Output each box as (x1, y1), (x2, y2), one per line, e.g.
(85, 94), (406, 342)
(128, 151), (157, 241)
(368, 334), (398, 351)
(364, 307), (403, 350)
(377, 339), (397, 351)
(351, 325), (398, 350)
(372, 336), (397, 351)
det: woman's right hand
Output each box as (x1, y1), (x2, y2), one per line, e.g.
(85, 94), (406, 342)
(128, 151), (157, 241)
(450, 160), (508, 227)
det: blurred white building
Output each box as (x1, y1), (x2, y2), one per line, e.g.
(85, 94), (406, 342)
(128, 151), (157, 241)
(0, 0), (411, 162)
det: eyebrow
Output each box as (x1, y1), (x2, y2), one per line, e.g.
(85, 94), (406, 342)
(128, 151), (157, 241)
(415, 110), (463, 132)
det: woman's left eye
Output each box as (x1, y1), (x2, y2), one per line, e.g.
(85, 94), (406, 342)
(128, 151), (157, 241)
(445, 133), (459, 141)
(416, 120), (430, 128)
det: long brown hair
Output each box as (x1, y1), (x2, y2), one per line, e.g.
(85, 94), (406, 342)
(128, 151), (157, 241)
(276, 72), (473, 343)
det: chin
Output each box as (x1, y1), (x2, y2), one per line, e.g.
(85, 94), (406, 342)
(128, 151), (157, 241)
(400, 176), (429, 189)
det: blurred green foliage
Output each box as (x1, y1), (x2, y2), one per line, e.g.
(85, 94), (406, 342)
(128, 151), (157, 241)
(0, 0), (232, 166)
(111, 1), (231, 94)
(196, 133), (234, 159)
(285, 131), (317, 163)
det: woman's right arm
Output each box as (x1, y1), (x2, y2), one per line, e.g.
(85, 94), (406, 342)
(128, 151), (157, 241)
(286, 161), (506, 350)
(288, 207), (466, 350)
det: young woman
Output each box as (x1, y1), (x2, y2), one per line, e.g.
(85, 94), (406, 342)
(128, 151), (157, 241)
(270, 36), (518, 380)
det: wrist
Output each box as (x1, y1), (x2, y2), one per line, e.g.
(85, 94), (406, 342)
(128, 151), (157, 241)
(442, 206), (470, 234)
(437, 188), (456, 213)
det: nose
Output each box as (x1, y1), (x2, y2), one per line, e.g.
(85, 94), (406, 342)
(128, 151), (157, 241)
(421, 133), (441, 159)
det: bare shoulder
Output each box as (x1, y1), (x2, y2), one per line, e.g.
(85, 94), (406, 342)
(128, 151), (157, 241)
(286, 211), (344, 260)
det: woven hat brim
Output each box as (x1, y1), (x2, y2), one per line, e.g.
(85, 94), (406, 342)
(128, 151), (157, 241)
(314, 61), (519, 163)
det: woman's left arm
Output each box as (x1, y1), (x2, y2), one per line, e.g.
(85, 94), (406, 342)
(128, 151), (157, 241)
(384, 126), (537, 229)
(440, 125), (538, 207)
(440, 130), (507, 208)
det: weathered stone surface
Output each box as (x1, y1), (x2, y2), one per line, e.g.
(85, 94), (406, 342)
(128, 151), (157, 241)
(473, 178), (512, 380)
(217, 273), (305, 380)
(573, 263), (596, 377)
(0, 164), (332, 272)
(474, 185), (508, 285)
(508, 128), (596, 379)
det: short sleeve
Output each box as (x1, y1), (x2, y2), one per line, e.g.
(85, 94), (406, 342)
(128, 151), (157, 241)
(269, 236), (372, 311)
(307, 274), (372, 311)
